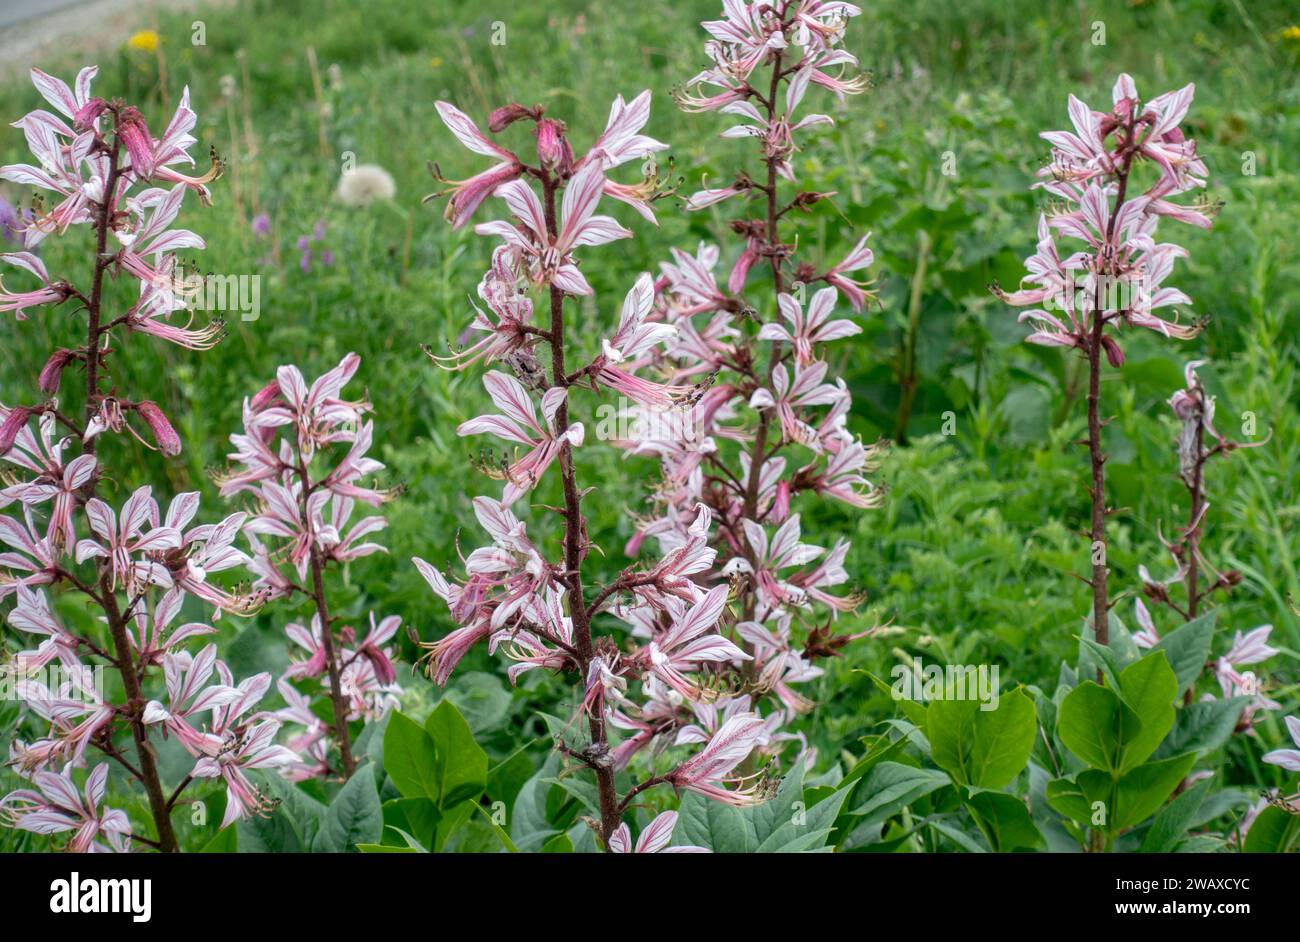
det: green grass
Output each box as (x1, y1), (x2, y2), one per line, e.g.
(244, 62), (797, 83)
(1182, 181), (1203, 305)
(2, 0), (1299, 847)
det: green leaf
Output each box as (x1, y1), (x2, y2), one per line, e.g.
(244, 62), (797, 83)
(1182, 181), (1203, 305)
(469, 800), (518, 852)
(384, 826), (431, 852)
(755, 772), (848, 852)
(1028, 763), (1083, 852)
(1140, 776), (1213, 853)
(198, 825), (237, 853)
(425, 700), (489, 808)
(314, 764), (383, 852)
(676, 790), (758, 853)
(540, 711), (589, 752)
(1112, 753), (1197, 831)
(927, 818), (990, 853)
(382, 705), (488, 811)
(487, 743), (538, 813)
(1057, 682), (1138, 773)
(749, 764), (811, 842)
(238, 798), (302, 852)
(841, 732), (908, 788)
(383, 711), (441, 801)
(354, 713), (389, 787)
(1190, 788), (1253, 830)
(382, 797), (441, 849)
(849, 762), (951, 834)
(861, 669), (926, 725)
(676, 762), (842, 853)
(1115, 651), (1178, 774)
(1154, 698), (1248, 760)
(510, 753), (563, 851)
(1154, 612), (1216, 695)
(1045, 775), (1100, 825)
(926, 688), (1036, 789)
(541, 832), (575, 853)
(262, 773), (326, 850)
(431, 800), (476, 852)
(1242, 805), (1300, 853)
(1104, 613), (1144, 668)
(965, 790), (1045, 851)
(444, 672), (512, 734)
(566, 820), (599, 853)
(544, 776), (601, 818)
(1077, 637), (1123, 690)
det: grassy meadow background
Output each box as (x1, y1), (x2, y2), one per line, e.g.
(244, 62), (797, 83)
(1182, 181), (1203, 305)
(1, 0), (1298, 847)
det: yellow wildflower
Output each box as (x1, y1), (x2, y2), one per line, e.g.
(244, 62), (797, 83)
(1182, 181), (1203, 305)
(127, 30), (160, 53)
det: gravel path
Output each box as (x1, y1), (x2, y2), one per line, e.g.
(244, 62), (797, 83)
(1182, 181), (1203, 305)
(0, 0), (220, 79)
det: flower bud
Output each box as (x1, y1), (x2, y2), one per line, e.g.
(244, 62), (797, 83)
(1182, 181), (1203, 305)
(38, 349), (76, 395)
(116, 107), (156, 178)
(1168, 388), (1197, 420)
(362, 645), (397, 686)
(73, 98), (108, 131)
(488, 103), (535, 133)
(1101, 335), (1125, 368)
(249, 378), (281, 412)
(534, 118), (569, 170)
(135, 400), (181, 456)
(0, 406), (32, 455)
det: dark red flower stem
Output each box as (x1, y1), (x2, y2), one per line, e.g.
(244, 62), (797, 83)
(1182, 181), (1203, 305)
(1084, 302), (1109, 648)
(1085, 114), (1137, 650)
(1082, 116), (1139, 854)
(298, 461), (357, 778)
(740, 43), (789, 623)
(79, 121), (180, 852)
(1185, 417), (1205, 620)
(538, 170), (620, 844)
(82, 132), (121, 456)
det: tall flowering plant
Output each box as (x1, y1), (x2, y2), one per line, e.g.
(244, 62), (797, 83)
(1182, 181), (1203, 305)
(994, 78), (1295, 851)
(997, 74), (1219, 645)
(645, 0), (883, 671)
(416, 0), (881, 852)
(218, 353), (400, 780)
(0, 68), (290, 852)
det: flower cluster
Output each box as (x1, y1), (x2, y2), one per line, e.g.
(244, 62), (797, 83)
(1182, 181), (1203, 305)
(623, 0), (881, 765)
(219, 353), (399, 779)
(2, 67), (225, 354)
(0, 67), (287, 853)
(413, 0), (881, 852)
(997, 75), (1216, 358)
